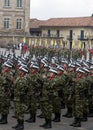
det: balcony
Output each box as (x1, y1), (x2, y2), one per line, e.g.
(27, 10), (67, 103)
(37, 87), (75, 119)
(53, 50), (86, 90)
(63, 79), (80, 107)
(67, 35), (73, 41)
(78, 35), (88, 41)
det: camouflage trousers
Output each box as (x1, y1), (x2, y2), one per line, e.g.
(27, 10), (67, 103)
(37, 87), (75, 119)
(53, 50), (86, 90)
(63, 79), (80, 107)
(40, 100), (52, 120)
(88, 95), (93, 110)
(52, 97), (61, 114)
(73, 99), (83, 118)
(27, 96), (37, 115)
(14, 101), (26, 120)
(0, 97), (10, 115)
(82, 99), (89, 114)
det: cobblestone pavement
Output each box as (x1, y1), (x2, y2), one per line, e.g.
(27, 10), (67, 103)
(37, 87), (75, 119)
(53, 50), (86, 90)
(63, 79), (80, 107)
(0, 48), (93, 130)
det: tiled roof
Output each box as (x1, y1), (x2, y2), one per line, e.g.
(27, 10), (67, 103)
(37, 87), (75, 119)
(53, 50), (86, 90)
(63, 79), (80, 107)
(30, 19), (46, 29)
(30, 16), (93, 29)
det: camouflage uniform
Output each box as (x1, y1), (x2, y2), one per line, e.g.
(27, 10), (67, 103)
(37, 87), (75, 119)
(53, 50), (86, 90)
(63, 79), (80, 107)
(87, 75), (93, 117)
(52, 74), (66, 122)
(0, 74), (11, 124)
(72, 77), (84, 127)
(40, 77), (53, 128)
(81, 77), (89, 121)
(13, 76), (27, 128)
(63, 72), (75, 118)
(25, 73), (42, 123)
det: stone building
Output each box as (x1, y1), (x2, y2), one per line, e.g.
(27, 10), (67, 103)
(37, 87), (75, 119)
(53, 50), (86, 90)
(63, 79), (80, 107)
(0, 0), (30, 46)
(30, 16), (93, 49)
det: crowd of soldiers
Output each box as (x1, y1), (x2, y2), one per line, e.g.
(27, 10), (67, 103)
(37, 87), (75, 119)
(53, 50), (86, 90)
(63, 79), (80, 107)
(0, 47), (93, 130)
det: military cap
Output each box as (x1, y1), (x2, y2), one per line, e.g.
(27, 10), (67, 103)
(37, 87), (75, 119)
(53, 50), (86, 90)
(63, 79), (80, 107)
(19, 66), (28, 73)
(76, 67), (85, 73)
(89, 66), (93, 70)
(57, 65), (64, 71)
(41, 58), (48, 65)
(83, 67), (90, 73)
(30, 63), (39, 69)
(68, 63), (75, 68)
(82, 61), (89, 68)
(3, 62), (12, 68)
(49, 67), (58, 74)
(75, 62), (81, 67)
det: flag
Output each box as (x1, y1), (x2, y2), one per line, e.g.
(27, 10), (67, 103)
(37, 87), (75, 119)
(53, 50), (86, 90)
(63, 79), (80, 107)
(54, 40), (57, 46)
(23, 37), (26, 43)
(34, 38), (37, 47)
(78, 40), (81, 49)
(72, 40), (75, 48)
(51, 39), (54, 46)
(29, 38), (31, 47)
(39, 38), (42, 46)
(82, 42), (84, 49)
(60, 39), (63, 46)
(89, 40), (92, 49)
(45, 39), (48, 47)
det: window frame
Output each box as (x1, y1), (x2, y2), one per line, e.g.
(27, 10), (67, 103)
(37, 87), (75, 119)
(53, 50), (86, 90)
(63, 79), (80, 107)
(17, 0), (22, 8)
(16, 18), (22, 30)
(4, 18), (10, 29)
(4, 0), (10, 7)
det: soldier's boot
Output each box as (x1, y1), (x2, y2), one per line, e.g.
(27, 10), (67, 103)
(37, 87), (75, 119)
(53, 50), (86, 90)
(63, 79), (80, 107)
(81, 113), (88, 122)
(16, 120), (24, 130)
(0, 114), (4, 122)
(39, 119), (47, 127)
(12, 119), (20, 129)
(66, 107), (73, 118)
(62, 108), (69, 117)
(52, 113), (57, 121)
(25, 114), (36, 123)
(0, 114), (8, 124)
(70, 118), (77, 126)
(43, 119), (52, 129)
(53, 113), (61, 122)
(61, 101), (65, 109)
(73, 118), (81, 127)
(88, 109), (93, 117)
(37, 113), (44, 118)
(25, 107), (29, 114)
(25, 114), (32, 122)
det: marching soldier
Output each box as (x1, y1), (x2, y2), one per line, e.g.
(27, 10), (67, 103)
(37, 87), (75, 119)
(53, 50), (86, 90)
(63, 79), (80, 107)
(70, 68), (84, 127)
(12, 65), (28, 130)
(25, 63), (42, 123)
(0, 62), (12, 124)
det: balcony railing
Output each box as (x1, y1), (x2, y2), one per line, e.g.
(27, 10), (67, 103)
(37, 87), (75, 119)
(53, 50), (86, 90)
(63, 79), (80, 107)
(78, 35), (88, 41)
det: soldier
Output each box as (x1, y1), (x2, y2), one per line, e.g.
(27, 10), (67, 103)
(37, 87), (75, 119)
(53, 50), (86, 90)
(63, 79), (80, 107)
(88, 66), (93, 117)
(0, 61), (13, 124)
(52, 65), (65, 122)
(81, 67), (90, 122)
(63, 63), (76, 118)
(12, 65), (28, 130)
(70, 68), (85, 127)
(40, 67), (58, 129)
(25, 63), (40, 123)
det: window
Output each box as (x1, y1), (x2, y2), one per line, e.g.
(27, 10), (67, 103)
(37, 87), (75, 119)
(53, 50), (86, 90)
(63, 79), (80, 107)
(4, 18), (10, 29)
(17, 0), (22, 8)
(81, 30), (84, 39)
(57, 30), (60, 37)
(48, 30), (50, 37)
(16, 19), (22, 29)
(4, 0), (10, 7)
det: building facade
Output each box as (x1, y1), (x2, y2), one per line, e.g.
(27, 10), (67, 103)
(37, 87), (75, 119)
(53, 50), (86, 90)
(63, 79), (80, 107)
(0, 0), (30, 46)
(30, 17), (93, 49)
